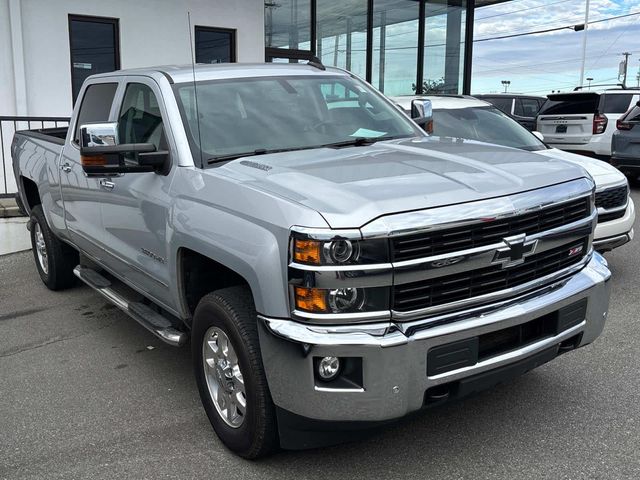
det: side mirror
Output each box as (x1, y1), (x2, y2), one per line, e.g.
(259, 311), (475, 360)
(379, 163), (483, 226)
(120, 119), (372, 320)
(79, 122), (168, 175)
(411, 98), (433, 134)
(532, 131), (545, 142)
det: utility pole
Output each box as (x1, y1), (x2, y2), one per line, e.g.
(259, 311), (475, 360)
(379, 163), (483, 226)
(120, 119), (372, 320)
(621, 52), (632, 87)
(637, 59), (640, 88)
(579, 0), (590, 88)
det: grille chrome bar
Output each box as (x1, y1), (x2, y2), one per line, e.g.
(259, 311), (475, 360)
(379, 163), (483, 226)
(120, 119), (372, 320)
(393, 210), (595, 284)
(392, 249), (593, 321)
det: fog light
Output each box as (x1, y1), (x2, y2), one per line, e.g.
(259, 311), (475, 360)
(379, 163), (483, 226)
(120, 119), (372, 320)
(318, 356), (341, 381)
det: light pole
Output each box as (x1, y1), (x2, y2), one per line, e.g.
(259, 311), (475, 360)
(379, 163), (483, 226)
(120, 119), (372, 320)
(586, 77), (593, 89)
(501, 80), (511, 93)
(579, 0), (590, 88)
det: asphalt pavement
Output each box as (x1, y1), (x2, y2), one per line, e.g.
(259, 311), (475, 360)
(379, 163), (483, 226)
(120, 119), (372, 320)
(1, 188), (639, 480)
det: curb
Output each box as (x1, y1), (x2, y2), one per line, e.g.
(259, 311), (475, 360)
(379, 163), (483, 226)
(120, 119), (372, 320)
(0, 198), (26, 218)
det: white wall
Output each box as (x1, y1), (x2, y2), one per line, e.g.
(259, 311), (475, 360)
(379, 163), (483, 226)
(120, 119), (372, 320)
(4, 0), (265, 117)
(0, 0), (17, 116)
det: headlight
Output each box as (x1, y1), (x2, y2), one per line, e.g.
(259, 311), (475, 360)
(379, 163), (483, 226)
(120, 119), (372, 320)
(294, 286), (389, 314)
(289, 229), (391, 321)
(291, 233), (389, 266)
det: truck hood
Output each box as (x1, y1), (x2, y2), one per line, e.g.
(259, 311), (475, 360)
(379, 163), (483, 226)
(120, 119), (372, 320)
(216, 137), (591, 228)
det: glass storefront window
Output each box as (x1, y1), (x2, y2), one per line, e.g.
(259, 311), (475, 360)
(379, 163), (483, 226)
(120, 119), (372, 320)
(316, 1), (368, 79)
(372, 0), (419, 95)
(266, 0), (469, 95)
(265, 0), (311, 50)
(423, 0), (467, 94)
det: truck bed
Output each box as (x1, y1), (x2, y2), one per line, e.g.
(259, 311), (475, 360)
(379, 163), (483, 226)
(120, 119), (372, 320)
(16, 126), (69, 145)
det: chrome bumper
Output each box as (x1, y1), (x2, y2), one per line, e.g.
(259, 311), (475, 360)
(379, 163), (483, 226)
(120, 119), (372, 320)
(258, 253), (611, 422)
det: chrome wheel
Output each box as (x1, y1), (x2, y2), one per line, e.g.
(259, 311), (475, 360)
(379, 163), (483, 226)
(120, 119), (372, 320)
(203, 326), (246, 428)
(34, 223), (48, 275)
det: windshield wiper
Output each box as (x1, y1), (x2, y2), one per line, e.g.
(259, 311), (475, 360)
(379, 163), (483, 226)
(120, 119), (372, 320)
(207, 149), (269, 164)
(207, 135), (409, 164)
(321, 135), (408, 149)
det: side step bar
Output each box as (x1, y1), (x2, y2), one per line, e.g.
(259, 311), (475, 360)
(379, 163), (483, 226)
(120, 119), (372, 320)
(73, 265), (187, 347)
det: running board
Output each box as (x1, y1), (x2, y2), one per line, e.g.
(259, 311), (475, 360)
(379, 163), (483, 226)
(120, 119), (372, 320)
(73, 265), (187, 347)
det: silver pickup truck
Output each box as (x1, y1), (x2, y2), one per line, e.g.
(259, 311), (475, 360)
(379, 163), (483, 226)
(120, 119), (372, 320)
(12, 63), (611, 458)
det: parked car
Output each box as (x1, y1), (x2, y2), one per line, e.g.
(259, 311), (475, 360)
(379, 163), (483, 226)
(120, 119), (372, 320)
(612, 100), (640, 184)
(13, 64), (611, 458)
(474, 93), (545, 131)
(537, 88), (640, 159)
(393, 95), (635, 252)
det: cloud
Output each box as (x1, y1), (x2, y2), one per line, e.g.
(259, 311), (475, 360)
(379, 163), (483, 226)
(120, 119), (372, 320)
(472, 0), (640, 94)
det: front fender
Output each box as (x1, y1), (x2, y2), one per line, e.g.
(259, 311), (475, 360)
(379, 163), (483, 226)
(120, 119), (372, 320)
(168, 168), (329, 318)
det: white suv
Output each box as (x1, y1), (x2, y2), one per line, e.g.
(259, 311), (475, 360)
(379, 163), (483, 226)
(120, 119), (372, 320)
(537, 88), (640, 159)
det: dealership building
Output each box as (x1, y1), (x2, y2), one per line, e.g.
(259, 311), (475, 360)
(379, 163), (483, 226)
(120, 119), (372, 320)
(1, 0), (509, 117)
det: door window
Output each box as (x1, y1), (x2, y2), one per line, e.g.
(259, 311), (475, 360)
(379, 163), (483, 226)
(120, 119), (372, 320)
(483, 97), (512, 114)
(74, 83), (118, 143)
(118, 83), (166, 152)
(514, 98), (541, 117)
(69, 15), (120, 104)
(601, 94), (633, 114)
(195, 26), (236, 64)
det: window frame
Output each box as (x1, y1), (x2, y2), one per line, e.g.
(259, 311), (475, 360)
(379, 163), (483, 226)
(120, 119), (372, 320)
(71, 80), (119, 145)
(194, 25), (237, 64)
(68, 14), (121, 105)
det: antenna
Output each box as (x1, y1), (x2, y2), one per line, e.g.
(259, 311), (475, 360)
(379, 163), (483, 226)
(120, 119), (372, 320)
(188, 12), (204, 168)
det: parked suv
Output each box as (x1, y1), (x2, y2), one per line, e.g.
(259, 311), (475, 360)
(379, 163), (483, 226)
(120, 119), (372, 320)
(537, 88), (640, 159)
(474, 93), (545, 131)
(612, 100), (640, 182)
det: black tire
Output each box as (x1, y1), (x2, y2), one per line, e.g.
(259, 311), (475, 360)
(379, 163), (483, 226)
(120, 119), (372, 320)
(29, 205), (78, 290)
(192, 287), (278, 459)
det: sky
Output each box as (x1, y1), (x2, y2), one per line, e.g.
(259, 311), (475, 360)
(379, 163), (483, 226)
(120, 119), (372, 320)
(471, 0), (640, 95)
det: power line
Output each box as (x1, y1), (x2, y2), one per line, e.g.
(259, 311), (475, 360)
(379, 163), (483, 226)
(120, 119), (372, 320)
(475, 10), (640, 43)
(475, 0), (575, 22)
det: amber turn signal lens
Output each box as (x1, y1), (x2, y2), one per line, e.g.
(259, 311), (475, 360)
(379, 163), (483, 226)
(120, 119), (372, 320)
(80, 154), (107, 166)
(294, 287), (328, 313)
(294, 239), (321, 264)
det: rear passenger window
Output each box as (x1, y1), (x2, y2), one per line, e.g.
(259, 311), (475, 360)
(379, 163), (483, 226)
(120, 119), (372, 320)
(484, 97), (512, 114)
(118, 83), (166, 152)
(514, 98), (541, 117)
(74, 83), (118, 143)
(602, 94), (633, 114)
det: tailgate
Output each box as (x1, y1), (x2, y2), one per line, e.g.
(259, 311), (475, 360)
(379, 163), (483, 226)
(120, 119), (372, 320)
(537, 113), (594, 144)
(537, 93), (599, 145)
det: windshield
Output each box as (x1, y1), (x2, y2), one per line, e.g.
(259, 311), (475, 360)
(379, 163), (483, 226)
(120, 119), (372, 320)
(173, 75), (421, 165)
(431, 106), (547, 151)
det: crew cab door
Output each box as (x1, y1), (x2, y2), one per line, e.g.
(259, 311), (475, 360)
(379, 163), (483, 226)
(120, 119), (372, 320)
(97, 77), (174, 299)
(59, 81), (119, 259)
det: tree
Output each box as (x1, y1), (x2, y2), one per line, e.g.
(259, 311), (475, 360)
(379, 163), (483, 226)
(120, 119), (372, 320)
(412, 77), (446, 94)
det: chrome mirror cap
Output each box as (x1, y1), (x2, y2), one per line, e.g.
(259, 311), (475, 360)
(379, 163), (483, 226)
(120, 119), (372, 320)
(80, 122), (119, 149)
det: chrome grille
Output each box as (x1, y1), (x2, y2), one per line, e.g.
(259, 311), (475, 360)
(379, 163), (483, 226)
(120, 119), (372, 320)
(595, 185), (627, 211)
(393, 238), (588, 312)
(391, 197), (590, 262)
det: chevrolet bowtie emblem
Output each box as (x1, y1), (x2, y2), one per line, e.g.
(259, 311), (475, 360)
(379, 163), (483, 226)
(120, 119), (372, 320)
(492, 234), (538, 268)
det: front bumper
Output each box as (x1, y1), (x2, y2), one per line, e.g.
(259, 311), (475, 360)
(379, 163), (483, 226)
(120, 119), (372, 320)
(258, 253), (610, 425)
(594, 197), (635, 252)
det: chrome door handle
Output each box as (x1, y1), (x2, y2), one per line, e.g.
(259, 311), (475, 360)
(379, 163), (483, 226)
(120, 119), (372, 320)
(60, 163), (71, 173)
(99, 179), (115, 190)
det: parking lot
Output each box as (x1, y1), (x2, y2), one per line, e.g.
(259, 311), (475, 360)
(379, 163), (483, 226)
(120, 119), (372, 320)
(0, 187), (638, 480)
